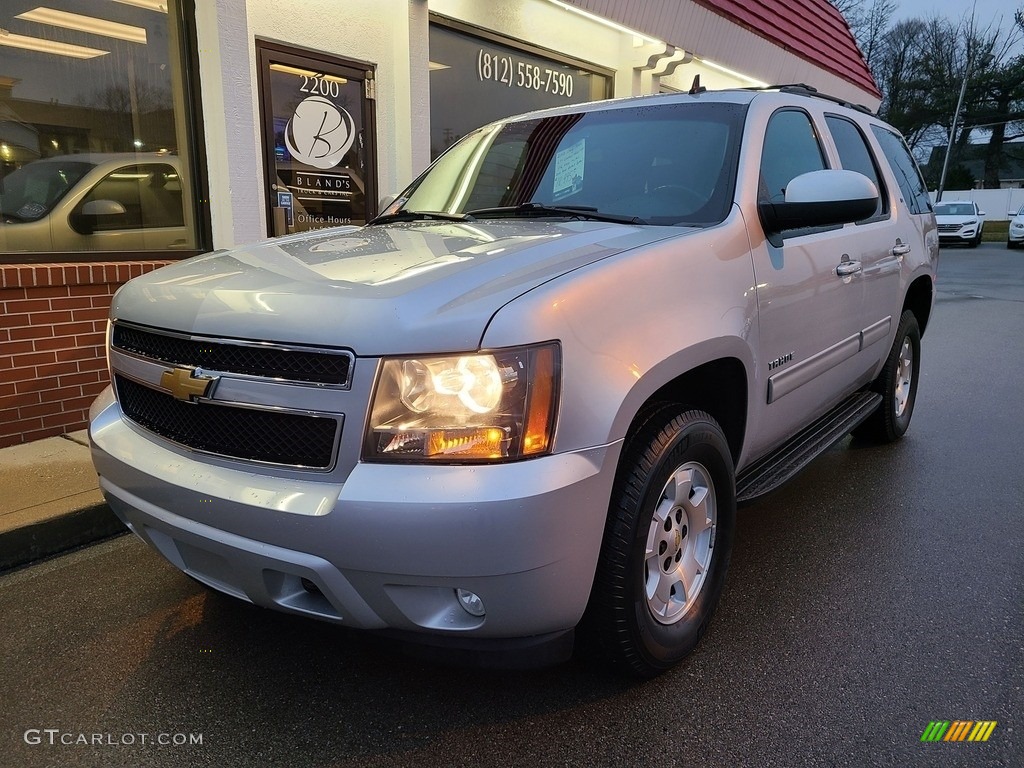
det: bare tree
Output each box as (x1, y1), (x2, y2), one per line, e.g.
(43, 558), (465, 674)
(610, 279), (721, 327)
(873, 19), (934, 148)
(829, 0), (897, 65)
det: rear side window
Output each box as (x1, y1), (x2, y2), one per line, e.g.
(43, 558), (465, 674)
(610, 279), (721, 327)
(870, 126), (931, 215)
(825, 115), (887, 220)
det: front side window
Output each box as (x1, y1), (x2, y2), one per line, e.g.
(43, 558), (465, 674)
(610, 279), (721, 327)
(389, 102), (747, 227)
(758, 109), (827, 204)
(74, 163), (184, 232)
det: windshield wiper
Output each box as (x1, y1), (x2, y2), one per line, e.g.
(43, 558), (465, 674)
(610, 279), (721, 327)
(465, 203), (647, 225)
(369, 210), (475, 225)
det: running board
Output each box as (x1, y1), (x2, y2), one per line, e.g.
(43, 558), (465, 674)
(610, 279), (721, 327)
(736, 391), (882, 504)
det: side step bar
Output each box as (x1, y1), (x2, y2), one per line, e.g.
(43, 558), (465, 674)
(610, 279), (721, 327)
(736, 391), (882, 504)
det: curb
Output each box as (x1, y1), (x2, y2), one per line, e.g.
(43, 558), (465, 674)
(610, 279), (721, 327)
(0, 503), (127, 572)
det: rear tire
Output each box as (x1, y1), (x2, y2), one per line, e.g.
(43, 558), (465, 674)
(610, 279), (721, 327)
(855, 310), (920, 443)
(583, 407), (735, 678)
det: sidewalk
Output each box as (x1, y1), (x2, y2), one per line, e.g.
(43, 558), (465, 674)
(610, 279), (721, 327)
(0, 430), (125, 572)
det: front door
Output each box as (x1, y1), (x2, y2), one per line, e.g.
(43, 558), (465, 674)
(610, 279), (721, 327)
(257, 41), (377, 236)
(749, 108), (867, 456)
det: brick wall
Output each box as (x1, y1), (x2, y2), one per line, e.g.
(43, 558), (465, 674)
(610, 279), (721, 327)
(0, 261), (170, 448)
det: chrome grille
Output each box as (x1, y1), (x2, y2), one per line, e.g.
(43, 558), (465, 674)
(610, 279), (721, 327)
(112, 323), (351, 386)
(115, 375), (339, 468)
(936, 223), (962, 233)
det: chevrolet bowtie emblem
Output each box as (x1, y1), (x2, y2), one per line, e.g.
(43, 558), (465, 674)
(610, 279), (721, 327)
(160, 367), (218, 402)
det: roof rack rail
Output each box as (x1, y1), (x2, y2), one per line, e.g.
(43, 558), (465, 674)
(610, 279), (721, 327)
(743, 83), (874, 115)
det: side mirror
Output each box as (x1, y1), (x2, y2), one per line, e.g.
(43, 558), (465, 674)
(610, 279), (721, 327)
(977, 210), (986, 216)
(70, 199), (127, 235)
(759, 169), (878, 235)
(81, 199), (127, 217)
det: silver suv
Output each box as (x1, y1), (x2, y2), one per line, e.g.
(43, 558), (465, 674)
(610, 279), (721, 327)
(90, 86), (937, 676)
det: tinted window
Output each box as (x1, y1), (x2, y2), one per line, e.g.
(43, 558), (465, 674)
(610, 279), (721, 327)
(825, 115), (887, 219)
(870, 126), (931, 215)
(759, 110), (826, 203)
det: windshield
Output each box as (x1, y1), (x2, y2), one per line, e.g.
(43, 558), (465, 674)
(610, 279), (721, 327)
(934, 203), (976, 217)
(389, 101), (746, 227)
(0, 160), (94, 222)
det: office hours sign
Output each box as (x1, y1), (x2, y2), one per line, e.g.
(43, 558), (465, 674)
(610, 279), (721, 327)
(257, 42), (377, 235)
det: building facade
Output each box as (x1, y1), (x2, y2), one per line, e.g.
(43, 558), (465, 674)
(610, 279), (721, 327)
(0, 0), (878, 448)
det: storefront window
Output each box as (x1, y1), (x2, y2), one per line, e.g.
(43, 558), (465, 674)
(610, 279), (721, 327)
(0, 0), (200, 258)
(428, 20), (612, 160)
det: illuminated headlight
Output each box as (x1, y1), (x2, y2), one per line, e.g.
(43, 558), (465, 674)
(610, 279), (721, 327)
(365, 343), (560, 462)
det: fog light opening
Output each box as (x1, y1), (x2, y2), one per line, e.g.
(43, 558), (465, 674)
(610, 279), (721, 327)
(455, 588), (486, 617)
(301, 577), (322, 596)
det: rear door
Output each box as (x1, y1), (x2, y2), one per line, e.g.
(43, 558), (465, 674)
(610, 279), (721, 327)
(821, 114), (904, 364)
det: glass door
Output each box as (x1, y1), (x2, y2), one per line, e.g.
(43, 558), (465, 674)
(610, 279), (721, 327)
(257, 41), (377, 235)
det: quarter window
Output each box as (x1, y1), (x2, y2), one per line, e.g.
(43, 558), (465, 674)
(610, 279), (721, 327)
(870, 126), (931, 215)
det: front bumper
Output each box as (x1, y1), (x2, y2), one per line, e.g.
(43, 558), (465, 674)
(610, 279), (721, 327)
(937, 229), (979, 243)
(90, 390), (620, 646)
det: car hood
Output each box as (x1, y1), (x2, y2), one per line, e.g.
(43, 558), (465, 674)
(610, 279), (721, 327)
(934, 214), (981, 224)
(111, 220), (685, 355)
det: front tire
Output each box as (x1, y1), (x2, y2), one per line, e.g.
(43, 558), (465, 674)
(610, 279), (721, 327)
(583, 407), (735, 678)
(855, 310), (921, 443)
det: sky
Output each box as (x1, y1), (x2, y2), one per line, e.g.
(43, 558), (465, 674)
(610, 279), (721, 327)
(890, 0), (1019, 30)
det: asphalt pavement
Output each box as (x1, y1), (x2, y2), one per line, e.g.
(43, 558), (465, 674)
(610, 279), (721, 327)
(0, 243), (1020, 768)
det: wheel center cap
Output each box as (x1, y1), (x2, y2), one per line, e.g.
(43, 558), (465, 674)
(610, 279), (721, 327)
(674, 529), (682, 549)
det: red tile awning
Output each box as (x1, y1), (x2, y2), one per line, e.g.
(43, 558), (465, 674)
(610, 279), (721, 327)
(693, 0), (880, 99)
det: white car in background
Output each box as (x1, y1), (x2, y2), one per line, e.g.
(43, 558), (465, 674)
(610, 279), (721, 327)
(933, 200), (986, 248)
(1008, 203), (1024, 249)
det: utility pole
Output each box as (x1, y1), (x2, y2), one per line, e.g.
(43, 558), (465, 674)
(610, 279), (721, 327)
(936, 0), (978, 203)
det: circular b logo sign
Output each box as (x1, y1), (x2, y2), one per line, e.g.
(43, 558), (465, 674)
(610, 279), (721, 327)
(284, 96), (356, 170)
